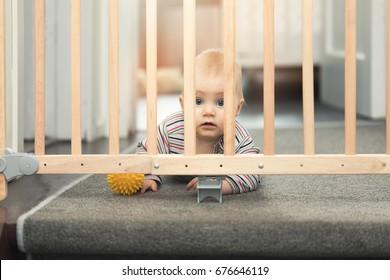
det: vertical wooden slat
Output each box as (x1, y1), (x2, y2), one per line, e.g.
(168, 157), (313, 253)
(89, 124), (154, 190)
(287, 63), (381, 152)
(34, 0), (45, 155)
(345, 0), (356, 155)
(183, 0), (196, 155)
(0, 0), (5, 154)
(223, 0), (236, 156)
(146, 0), (158, 155)
(387, 0), (390, 155)
(263, 0), (275, 155)
(71, 0), (81, 155)
(302, 0), (315, 155)
(109, 0), (119, 154)
(0, 0), (7, 200)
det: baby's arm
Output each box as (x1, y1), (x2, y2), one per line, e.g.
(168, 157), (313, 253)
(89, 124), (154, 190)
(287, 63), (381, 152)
(226, 174), (260, 194)
(227, 129), (261, 194)
(221, 180), (234, 194)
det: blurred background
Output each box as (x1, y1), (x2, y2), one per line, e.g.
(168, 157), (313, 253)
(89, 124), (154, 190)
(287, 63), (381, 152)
(3, 0), (388, 151)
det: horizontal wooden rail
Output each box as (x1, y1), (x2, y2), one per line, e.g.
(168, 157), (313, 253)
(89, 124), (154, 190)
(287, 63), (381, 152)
(152, 154), (390, 175)
(35, 154), (390, 175)
(37, 155), (152, 174)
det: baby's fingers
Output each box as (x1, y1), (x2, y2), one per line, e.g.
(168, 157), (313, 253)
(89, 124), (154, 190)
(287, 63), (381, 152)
(150, 182), (158, 192)
(140, 180), (158, 193)
(140, 183), (150, 194)
(186, 177), (198, 191)
(140, 182), (152, 193)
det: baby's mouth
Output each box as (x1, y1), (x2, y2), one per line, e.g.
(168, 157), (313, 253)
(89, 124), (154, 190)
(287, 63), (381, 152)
(201, 122), (217, 129)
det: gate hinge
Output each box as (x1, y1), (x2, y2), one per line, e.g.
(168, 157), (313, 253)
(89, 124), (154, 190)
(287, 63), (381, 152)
(0, 148), (39, 182)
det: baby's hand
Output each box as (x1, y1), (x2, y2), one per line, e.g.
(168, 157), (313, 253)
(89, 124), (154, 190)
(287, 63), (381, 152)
(185, 177), (199, 192)
(140, 179), (158, 193)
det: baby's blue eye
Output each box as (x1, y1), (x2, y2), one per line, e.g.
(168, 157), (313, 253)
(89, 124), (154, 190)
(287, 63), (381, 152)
(216, 98), (224, 107)
(195, 98), (203, 105)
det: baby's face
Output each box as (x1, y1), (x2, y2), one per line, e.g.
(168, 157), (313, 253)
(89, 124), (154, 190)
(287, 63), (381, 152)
(194, 73), (226, 142)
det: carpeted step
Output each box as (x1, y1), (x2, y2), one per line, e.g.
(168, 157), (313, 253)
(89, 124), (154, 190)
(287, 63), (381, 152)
(17, 124), (390, 259)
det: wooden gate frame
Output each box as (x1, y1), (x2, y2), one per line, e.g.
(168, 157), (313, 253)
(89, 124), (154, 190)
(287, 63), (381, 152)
(1, 0), (390, 201)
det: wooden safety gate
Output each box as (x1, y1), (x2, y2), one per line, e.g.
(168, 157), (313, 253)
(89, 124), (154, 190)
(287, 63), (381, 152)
(1, 0), (390, 201)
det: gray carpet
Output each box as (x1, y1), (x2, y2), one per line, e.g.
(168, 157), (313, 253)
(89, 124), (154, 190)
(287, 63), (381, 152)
(17, 124), (390, 259)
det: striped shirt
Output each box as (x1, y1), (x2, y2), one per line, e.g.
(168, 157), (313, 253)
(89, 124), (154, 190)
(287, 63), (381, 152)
(137, 111), (261, 194)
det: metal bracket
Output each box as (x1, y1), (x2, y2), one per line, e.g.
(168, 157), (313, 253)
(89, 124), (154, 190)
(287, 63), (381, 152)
(197, 176), (224, 203)
(0, 148), (39, 182)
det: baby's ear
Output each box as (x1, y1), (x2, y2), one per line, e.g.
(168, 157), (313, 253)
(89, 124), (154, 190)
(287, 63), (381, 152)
(179, 95), (184, 111)
(236, 98), (245, 116)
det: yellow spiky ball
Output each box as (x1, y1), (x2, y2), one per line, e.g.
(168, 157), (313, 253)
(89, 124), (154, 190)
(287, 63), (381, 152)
(107, 174), (144, 195)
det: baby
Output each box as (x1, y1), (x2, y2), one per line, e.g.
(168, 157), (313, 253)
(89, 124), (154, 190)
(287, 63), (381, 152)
(137, 49), (260, 195)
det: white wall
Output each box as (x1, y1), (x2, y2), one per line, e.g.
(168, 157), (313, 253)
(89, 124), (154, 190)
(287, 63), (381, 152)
(5, 0), (24, 152)
(321, 0), (386, 119)
(236, 0), (323, 67)
(138, 0), (323, 68)
(138, 0), (222, 68)
(23, 0), (139, 141)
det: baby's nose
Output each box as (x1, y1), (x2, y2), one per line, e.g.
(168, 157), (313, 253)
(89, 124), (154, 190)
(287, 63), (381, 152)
(203, 103), (216, 115)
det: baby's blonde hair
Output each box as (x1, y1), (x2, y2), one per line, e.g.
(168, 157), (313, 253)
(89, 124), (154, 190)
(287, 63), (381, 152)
(195, 49), (243, 103)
